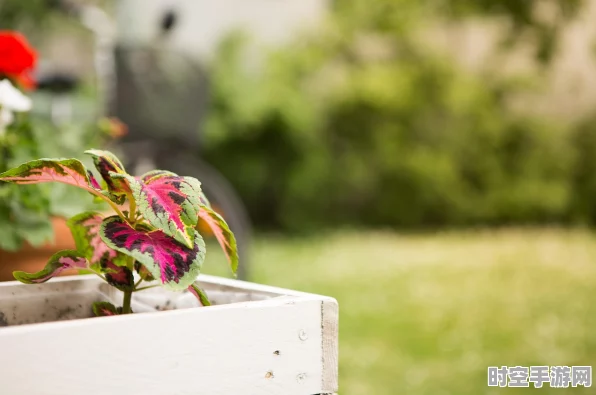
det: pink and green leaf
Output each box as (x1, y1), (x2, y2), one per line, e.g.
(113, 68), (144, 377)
(188, 283), (211, 306)
(67, 212), (128, 268)
(101, 260), (134, 291)
(68, 212), (130, 290)
(13, 250), (88, 284)
(99, 216), (205, 291)
(0, 158), (98, 194)
(198, 205), (239, 275)
(116, 173), (202, 248)
(87, 171), (102, 190)
(92, 301), (120, 317)
(85, 149), (130, 195)
(139, 170), (177, 183)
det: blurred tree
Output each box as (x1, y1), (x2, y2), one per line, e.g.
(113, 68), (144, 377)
(334, 0), (584, 63)
(203, 0), (579, 231)
(437, 0), (584, 63)
(0, 0), (59, 30)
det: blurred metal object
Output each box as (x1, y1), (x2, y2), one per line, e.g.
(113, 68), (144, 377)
(110, 46), (208, 148)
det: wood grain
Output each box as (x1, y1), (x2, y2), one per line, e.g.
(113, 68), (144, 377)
(321, 298), (339, 393)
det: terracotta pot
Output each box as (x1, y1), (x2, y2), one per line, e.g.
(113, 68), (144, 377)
(0, 217), (77, 282)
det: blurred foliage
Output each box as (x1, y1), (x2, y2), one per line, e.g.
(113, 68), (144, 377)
(442, 0), (584, 62)
(0, 1), (118, 251)
(334, 0), (584, 63)
(0, 115), (114, 251)
(203, 0), (590, 231)
(443, 0), (583, 22)
(570, 114), (596, 225)
(3, 0), (592, 233)
(0, 0), (60, 30)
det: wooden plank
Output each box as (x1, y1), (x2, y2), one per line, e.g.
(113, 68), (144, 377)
(321, 298), (339, 393)
(0, 276), (339, 395)
(197, 274), (319, 297)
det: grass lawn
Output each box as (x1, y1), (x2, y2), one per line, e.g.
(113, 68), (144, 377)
(204, 228), (596, 394)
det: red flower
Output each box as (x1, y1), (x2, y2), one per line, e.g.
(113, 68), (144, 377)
(0, 31), (37, 90)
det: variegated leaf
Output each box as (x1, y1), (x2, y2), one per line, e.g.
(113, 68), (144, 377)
(13, 250), (88, 284)
(140, 170), (177, 183)
(85, 149), (131, 195)
(92, 301), (120, 317)
(198, 205), (239, 275)
(100, 216), (205, 290)
(67, 212), (128, 267)
(0, 158), (99, 194)
(68, 212), (130, 290)
(101, 260), (134, 291)
(115, 172), (202, 248)
(87, 171), (102, 190)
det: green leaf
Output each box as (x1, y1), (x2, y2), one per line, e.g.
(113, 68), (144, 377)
(16, 216), (53, 247)
(50, 182), (107, 218)
(0, 217), (22, 251)
(189, 283), (212, 306)
(0, 181), (54, 250)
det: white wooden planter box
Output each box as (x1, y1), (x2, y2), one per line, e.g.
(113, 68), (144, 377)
(0, 275), (338, 395)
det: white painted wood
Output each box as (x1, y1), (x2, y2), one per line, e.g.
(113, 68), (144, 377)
(0, 275), (339, 395)
(321, 299), (339, 392)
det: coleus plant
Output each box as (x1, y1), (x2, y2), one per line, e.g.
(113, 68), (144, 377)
(0, 149), (238, 314)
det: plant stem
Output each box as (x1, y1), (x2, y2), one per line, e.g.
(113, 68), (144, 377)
(134, 277), (143, 289)
(89, 189), (127, 222)
(128, 194), (137, 223)
(122, 289), (133, 314)
(127, 256), (135, 271)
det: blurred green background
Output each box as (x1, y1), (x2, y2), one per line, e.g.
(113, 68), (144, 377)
(204, 0), (595, 232)
(204, 227), (596, 394)
(3, 0), (596, 393)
